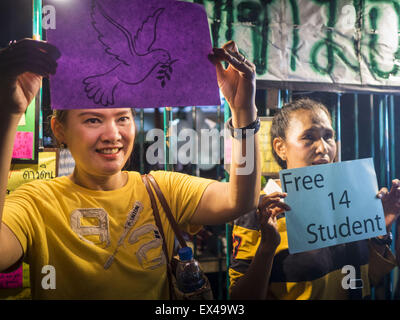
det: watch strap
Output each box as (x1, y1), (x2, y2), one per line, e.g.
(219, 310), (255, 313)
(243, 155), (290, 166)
(227, 117), (260, 139)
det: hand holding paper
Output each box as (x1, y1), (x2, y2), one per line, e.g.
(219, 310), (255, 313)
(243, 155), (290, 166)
(209, 40), (257, 127)
(377, 179), (400, 231)
(257, 192), (291, 250)
(0, 39), (60, 115)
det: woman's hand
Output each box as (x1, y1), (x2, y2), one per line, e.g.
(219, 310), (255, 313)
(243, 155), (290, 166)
(0, 39), (60, 116)
(377, 179), (400, 231)
(257, 192), (291, 251)
(208, 41), (256, 127)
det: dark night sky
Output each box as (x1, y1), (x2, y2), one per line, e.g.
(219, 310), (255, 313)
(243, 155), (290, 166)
(0, 0), (32, 47)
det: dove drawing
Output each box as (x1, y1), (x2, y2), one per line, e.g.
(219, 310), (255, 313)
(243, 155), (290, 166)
(83, 0), (177, 106)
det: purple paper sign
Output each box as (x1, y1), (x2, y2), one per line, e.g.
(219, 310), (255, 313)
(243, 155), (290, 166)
(46, 0), (220, 109)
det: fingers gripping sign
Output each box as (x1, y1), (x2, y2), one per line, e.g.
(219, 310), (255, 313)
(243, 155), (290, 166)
(0, 38), (61, 115)
(0, 39), (60, 76)
(218, 41), (255, 80)
(377, 179), (400, 229)
(257, 192), (291, 249)
(208, 40), (256, 121)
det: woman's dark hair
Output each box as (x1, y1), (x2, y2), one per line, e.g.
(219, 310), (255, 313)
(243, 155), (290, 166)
(270, 98), (332, 169)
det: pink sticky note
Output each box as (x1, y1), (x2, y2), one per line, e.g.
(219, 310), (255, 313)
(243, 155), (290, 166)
(12, 132), (33, 159)
(0, 265), (23, 289)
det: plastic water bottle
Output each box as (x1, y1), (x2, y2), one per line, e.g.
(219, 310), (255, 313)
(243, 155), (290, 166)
(175, 247), (205, 293)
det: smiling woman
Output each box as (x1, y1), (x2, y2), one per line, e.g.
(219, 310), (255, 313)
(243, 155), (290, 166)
(0, 38), (261, 299)
(50, 108), (136, 191)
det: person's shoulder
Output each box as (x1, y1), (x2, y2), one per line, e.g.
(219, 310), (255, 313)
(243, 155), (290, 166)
(148, 170), (184, 179)
(147, 170), (192, 185)
(149, 170), (214, 187)
(126, 170), (142, 182)
(13, 176), (69, 192)
(7, 177), (71, 204)
(126, 170), (176, 188)
(148, 170), (167, 178)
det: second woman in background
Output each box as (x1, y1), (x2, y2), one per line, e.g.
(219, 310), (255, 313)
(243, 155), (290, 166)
(229, 98), (400, 300)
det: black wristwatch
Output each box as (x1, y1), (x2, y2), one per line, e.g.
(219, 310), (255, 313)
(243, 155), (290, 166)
(227, 117), (260, 139)
(371, 232), (392, 246)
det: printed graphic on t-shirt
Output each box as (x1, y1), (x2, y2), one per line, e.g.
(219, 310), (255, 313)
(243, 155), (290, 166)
(69, 202), (165, 270)
(129, 223), (166, 269)
(70, 208), (111, 248)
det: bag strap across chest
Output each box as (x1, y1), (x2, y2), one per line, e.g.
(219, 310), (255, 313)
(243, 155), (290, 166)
(142, 173), (187, 248)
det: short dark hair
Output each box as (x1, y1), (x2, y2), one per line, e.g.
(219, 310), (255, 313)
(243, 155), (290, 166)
(270, 98), (332, 169)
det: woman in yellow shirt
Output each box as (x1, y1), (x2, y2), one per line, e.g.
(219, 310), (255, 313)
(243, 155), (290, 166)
(0, 38), (260, 299)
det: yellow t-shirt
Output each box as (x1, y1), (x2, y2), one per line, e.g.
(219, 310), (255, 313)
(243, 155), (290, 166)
(2, 170), (213, 299)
